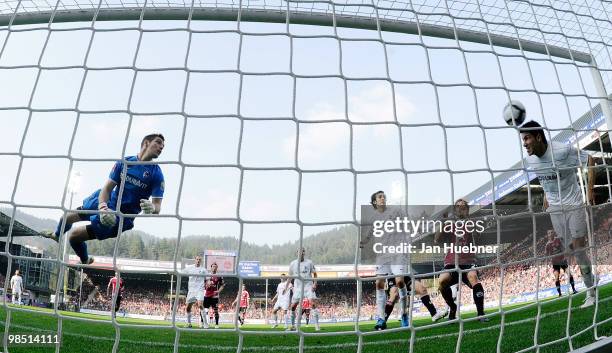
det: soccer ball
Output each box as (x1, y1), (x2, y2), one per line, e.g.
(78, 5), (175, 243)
(502, 100), (526, 126)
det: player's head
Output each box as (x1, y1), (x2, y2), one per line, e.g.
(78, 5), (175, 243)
(520, 121), (547, 156)
(297, 247), (305, 261)
(370, 190), (386, 210)
(195, 255), (202, 267)
(454, 199), (469, 218)
(140, 133), (165, 161)
(547, 229), (556, 241)
(242, 284), (246, 291)
(115, 271), (120, 277)
(14, 269), (20, 276)
(280, 273), (287, 282)
(210, 262), (218, 273)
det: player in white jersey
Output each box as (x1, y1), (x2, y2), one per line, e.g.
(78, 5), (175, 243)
(288, 248), (320, 331)
(184, 255), (207, 328)
(520, 120), (596, 308)
(270, 273), (292, 328)
(360, 191), (411, 330)
(10, 270), (23, 305)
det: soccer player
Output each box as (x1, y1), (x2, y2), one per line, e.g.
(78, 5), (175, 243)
(520, 120), (596, 308)
(107, 271), (125, 314)
(435, 199), (488, 322)
(384, 276), (447, 324)
(360, 191), (411, 330)
(270, 274), (292, 329)
(288, 248), (320, 331)
(41, 134), (165, 265)
(184, 255), (207, 328)
(203, 262), (225, 329)
(545, 229), (578, 296)
(232, 284), (250, 326)
(10, 270), (23, 305)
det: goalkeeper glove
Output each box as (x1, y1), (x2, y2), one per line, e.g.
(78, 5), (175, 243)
(98, 202), (116, 228)
(140, 199), (155, 214)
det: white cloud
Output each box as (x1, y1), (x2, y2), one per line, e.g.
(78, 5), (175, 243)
(348, 83), (415, 123)
(283, 83), (417, 166)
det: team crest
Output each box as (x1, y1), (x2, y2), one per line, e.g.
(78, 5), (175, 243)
(143, 170), (150, 178)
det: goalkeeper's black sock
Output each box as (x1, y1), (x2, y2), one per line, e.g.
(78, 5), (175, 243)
(215, 312), (219, 325)
(70, 239), (89, 264)
(421, 295), (437, 317)
(440, 286), (457, 312)
(384, 300), (395, 322)
(569, 276), (576, 292)
(473, 283), (485, 316)
(556, 280), (561, 296)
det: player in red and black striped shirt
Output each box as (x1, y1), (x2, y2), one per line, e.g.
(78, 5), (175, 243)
(435, 199), (487, 323)
(107, 271), (125, 314)
(204, 263), (225, 328)
(232, 284), (250, 326)
(545, 229), (577, 296)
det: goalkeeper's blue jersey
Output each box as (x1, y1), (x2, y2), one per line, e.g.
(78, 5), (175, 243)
(96, 155), (164, 215)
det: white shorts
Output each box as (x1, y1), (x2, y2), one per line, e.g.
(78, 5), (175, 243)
(375, 264), (411, 276)
(549, 206), (588, 241)
(186, 291), (203, 304)
(291, 285), (316, 303)
(273, 300), (290, 311)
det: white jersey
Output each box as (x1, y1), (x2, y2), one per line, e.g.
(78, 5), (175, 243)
(367, 206), (410, 264)
(183, 265), (207, 293)
(276, 281), (292, 302)
(10, 275), (22, 292)
(525, 141), (589, 208)
(288, 259), (316, 290)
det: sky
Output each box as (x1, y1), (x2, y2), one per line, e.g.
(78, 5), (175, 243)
(0, 17), (607, 251)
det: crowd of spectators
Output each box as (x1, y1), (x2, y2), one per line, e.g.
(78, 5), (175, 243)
(77, 214), (611, 321)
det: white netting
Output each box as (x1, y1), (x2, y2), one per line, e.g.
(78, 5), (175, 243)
(0, 0), (611, 352)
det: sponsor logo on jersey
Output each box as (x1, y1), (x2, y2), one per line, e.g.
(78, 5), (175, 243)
(538, 174), (558, 182)
(124, 174), (148, 189)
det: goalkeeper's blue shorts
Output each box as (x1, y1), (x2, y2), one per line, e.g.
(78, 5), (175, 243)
(80, 190), (134, 240)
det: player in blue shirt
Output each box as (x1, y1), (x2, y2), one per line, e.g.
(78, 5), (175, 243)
(42, 134), (165, 264)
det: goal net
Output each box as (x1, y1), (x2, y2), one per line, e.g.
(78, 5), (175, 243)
(0, 0), (611, 352)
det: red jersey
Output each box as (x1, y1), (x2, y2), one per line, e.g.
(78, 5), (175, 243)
(442, 226), (476, 266)
(204, 275), (224, 298)
(301, 298), (311, 310)
(239, 290), (250, 308)
(109, 277), (124, 294)
(545, 238), (565, 265)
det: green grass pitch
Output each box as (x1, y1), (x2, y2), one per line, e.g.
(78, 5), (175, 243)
(1, 284), (610, 353)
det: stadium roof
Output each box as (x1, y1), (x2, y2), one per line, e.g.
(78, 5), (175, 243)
(0, 210), (43, 238)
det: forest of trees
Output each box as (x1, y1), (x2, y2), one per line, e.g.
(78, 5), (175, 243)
(86, 226), (358, 265)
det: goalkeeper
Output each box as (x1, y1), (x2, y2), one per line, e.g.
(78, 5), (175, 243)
(42, 134), (165, 264)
